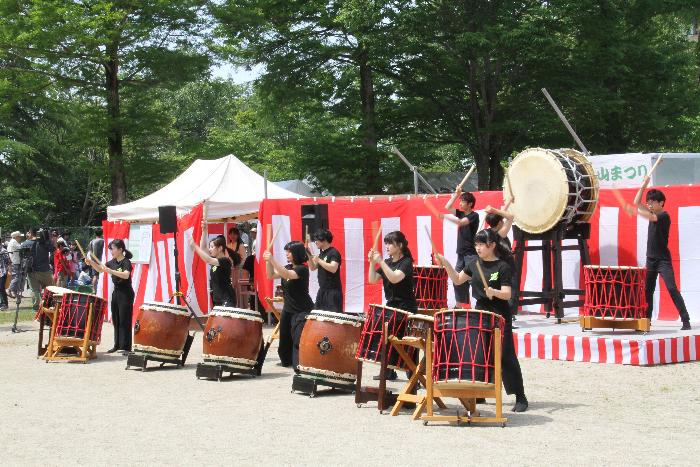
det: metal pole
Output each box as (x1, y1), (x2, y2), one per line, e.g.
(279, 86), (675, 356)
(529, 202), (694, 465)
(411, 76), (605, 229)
(263, 170), (268, 199)
(541, 88), (590, 156)
(390, 147), (438, 194)
(413, 170), (419, 194)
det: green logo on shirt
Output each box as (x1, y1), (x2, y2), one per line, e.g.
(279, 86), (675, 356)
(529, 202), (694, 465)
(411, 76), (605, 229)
(212, 266), (218, 273)
(489, 271), (499, 282)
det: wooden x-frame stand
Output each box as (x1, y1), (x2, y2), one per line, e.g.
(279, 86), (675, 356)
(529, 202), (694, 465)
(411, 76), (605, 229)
(388, 314), (446, 420)
(421, 327), (507, 427)
(44, 303), (98, 363)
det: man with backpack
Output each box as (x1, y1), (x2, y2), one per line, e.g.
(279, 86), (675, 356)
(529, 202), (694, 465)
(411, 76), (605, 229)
(22, 228), (55, 311)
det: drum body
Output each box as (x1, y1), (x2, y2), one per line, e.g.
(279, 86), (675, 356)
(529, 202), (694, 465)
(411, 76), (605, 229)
(298, 310), (364, 385)
(356, 304), (412, 370)
(405, 313), (435, 341)
(41, 286), (73, 311)
(413, 265), (448, 310)
(583, 265), (647, 320)
(504, 148), (599, 234)
(202, 307), (263, 370)
(56, 292), (107, 343)
(133, 302), (190, 360)
(432, 309), (504, 384)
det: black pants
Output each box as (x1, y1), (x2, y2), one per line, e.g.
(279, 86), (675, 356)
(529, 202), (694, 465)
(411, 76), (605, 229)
(278, 310), (309, 368)
(476, 300), (524, 397)
(645, 257), (690, 323)
(111, 288), (134, 351)
(454, 254), (477, 304)
(315, 287), (343, 313)
(0, 274), (8, 308)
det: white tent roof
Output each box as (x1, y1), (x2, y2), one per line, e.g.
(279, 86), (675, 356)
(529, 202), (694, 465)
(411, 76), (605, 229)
(107, 155), (304, 222)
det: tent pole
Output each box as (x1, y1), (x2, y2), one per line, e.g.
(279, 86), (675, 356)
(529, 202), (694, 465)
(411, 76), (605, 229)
(264, 170), (268, 199)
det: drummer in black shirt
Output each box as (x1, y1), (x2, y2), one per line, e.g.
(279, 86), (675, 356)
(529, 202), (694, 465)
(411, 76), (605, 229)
(368, 230), (418, 380)
(264, 241), (314, 369)
(442, 188), (479, 306)
(436, 229), (528, 412)
(307, 228), (343, 313)
(484, 201), (518, 320)
(87, 239), (134, 354)
(631, 186), (691, 330)
(189, 234), (236, 307)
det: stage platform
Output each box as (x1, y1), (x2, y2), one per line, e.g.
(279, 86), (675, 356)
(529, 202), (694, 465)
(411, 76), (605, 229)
(512, 314), (699, 366)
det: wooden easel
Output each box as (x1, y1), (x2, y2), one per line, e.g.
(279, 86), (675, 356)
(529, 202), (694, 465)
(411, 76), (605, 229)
(37, 302), (60, 357)
(422, 328), (507, 426)
(264, 296), (283, 350)
(512, 223), (591, 322)
(388, 315), (446, 420)
(355, 322), (397, 412)
(44, 303), (98, 363)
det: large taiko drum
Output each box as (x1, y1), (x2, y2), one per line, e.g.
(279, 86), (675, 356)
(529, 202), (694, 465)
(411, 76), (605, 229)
(504, 148), (599, 234)
(133, 302), (191, 360)
(298, 310), (364, 386)
(356, 304), (413, 370)
(413, 265), (448, 310)
(432, 309), (504, 384)
(55, 292), (107, 342)
(583, 265), (647, 320)
(202, 306), (263, 370)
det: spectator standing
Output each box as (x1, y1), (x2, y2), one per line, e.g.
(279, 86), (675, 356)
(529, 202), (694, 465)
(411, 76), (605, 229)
(7, 231), (24, 298)
(22, 228), (55, 311)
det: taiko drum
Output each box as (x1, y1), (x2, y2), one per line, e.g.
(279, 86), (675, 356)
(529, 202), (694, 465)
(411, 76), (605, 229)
(133, 301), (191, 360)
(202, 306), (263, 370)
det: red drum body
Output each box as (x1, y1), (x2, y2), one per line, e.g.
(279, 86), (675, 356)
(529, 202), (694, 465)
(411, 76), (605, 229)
(42, 286), (73, 311)
(432, 309), (504, 384)
(133, 302), (191, 360)
(356, 304), (412, 370)
(583, 265), (647, 320)
(203, 307), (263, 370)
(298, 310), (364, 385)
(56, 292), (107, 343)
(413, 265), (448, 310)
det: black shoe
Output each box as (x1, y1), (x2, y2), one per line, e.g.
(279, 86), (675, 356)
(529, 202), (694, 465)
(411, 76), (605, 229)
(106, 347), (118, 353)
(475, 398), (486, 404)
(681, 322), (691, 331)
(276, 362), (292, 367)
(513, 395), (528, 412)
(372, 369), (397, 381)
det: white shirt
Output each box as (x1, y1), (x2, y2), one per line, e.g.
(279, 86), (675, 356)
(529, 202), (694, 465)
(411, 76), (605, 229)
(8, 238), (21, 265)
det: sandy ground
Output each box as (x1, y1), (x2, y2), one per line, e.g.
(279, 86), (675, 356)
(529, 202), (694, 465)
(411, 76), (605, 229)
(1, 319), (698, 466)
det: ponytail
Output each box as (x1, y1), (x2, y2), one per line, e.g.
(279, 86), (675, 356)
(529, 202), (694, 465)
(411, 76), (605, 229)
(474, 229), (511, 260)
(108, 239), (133, 260)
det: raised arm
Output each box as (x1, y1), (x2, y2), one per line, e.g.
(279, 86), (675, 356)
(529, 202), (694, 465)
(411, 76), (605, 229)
(188, 237), (218, 266)
(263, 251), (299, 281)
(444, 187), (461, 213)
(484, 204), (514, 238)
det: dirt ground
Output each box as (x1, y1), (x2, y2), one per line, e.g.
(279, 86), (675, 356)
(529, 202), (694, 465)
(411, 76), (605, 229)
(1, 319), (698, 466)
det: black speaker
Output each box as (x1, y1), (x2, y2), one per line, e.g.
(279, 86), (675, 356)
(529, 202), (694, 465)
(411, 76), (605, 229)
(158, 205), (178, 234)
(301, 204), (329, 240)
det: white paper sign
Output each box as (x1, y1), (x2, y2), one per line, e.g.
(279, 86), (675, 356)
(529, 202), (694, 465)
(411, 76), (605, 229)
(588, 153), (654, 188)
(128, 224), (153, 264)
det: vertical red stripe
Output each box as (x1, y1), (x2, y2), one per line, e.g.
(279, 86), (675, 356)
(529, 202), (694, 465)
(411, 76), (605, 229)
(644, 340), (654, 366)
(630, 340), (640, 365)
(552, 335), (560, 360)
(524, 334), (532, 359)
(513, 332), (519, 356)
(565, 336), (575, 361)
(613, 340), (623, 364)
(658, 339), (666, 364)
(597, 338), (607, 363)
(670, 338), (679, 363)
(682, 336), (691, 361)
(537, 334), (546, 359)
(581, 337), (591, 362)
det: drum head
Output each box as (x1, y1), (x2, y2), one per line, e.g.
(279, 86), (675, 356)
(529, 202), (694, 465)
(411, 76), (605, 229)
(46, 285), (74, 296)
(504, 148), (570, 234)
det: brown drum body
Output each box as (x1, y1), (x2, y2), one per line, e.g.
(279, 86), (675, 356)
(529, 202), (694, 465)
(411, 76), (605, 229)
(298, 310), (364, 385)
(133, 302), (191, 360)
(202, 307), (263, 370)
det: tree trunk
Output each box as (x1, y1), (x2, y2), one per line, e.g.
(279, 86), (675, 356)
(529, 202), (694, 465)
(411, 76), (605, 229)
(357, 44), (380, 194)
(105, 41), (127, 205)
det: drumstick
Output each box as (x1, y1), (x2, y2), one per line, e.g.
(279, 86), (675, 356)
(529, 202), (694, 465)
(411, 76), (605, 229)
(611, 188), (633, 217)
(369, 221), (382, 263)
(305, 225), (310, 247)
(266, 224), (281, 251)
(423, 198), (442, 220)
(648, 155), (663, 178)
(475, 259), (489, 292)
(74, 239), (87, 259)
(423, 226), (440, 260)
(457, 165), (476, 190)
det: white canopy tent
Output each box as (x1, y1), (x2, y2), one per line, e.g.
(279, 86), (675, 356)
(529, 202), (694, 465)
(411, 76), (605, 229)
(107, 155), (304, 222)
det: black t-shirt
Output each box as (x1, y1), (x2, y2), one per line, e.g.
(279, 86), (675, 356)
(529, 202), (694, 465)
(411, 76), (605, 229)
(210, 257), (235, 305)
(647, 211), (672, 260)
(105, 257), (134, 293)
(22, 238), (54, 273)
(377, 255), (417, 313)
(281, 264), (314, 314)
(317, 246), (342, 290)
(465, 258), (512, 318)
(456, 210), (479, 256)
(242, 255), (255, 282)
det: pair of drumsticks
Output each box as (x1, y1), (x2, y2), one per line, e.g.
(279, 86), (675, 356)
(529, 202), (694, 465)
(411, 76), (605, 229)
(610, 156), (663, 216)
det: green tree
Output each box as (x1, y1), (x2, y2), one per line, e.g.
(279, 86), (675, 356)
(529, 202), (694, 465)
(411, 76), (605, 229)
(0, 0), (212, 204)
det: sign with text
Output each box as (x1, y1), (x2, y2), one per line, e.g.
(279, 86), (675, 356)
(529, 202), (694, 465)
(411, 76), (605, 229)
(589, 153), (654, 188)
(128, 224), (153, 264)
